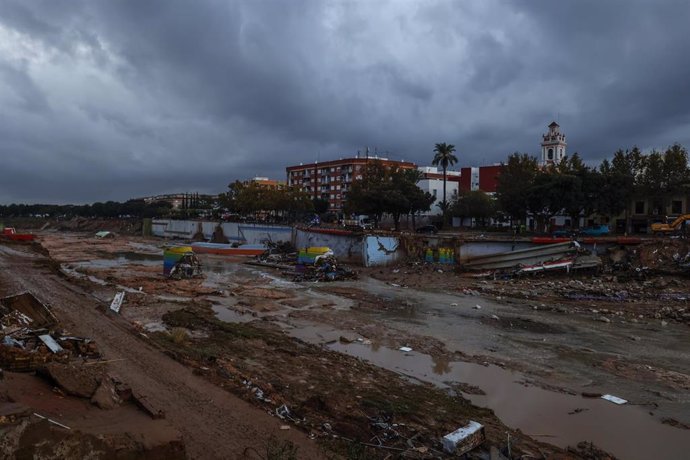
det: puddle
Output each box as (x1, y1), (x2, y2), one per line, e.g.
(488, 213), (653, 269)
(323, 340), (690, 460)
(211, 304), (254, 323)
(71, 256), (159, 269)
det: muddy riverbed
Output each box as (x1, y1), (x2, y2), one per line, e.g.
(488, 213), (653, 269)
(14, 232), (690, 459)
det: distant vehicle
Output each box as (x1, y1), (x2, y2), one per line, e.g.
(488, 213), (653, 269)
(342, 215), (373, 230)
(580, 224), (610, 236)
(551, 228), (574, 237)
(651, 214), (690, 235)
(415, 225), (438, 234)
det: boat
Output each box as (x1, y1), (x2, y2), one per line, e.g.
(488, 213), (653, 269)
(1, 227), (36, 242)
(190, 242), (267, 256)
(462, 241), (579, 270)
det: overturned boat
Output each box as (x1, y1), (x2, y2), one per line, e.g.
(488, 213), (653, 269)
(461, 241), (580, 271)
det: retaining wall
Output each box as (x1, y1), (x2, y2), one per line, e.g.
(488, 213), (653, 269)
(150, 219), (292, 244)
(294, 229), (364, 264)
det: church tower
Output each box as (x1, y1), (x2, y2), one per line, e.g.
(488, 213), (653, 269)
(540, 121), (566, 165)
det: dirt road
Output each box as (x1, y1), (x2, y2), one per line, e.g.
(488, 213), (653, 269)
(0, 244), (325, 460)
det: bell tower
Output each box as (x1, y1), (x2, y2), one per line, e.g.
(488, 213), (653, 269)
(540, 121), (566, 165)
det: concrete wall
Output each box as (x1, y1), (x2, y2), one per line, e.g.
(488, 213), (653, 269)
(457, 241), (534, 262)
(363, 236), (404, 267)
(294, 229), (363, 264)
(151, 219), (292, 244)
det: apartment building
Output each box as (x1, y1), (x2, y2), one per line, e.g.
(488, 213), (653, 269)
(286, 156), (417, 212)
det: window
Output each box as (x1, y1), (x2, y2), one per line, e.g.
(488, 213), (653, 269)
(635, 201), (645, 214)
(432, 189), (437, 197)
(672, 200), (682, 214)
(548, 148), (554, 160)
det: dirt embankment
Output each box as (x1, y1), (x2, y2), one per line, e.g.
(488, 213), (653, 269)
(0, 241), (326, 459)
(3, 216), (143, 235)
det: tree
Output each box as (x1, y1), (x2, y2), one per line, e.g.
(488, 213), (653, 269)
(344, 161), (434, 230)
(451, 190), (496, 227)
(495, 153), (539, 225)
(312, 198), (329, 214)
(432, 143), (458, 214)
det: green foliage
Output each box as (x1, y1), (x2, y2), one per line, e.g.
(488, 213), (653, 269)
(495, 153), (539, 222)
(219, 181), (314, 221)
(432, 142), (459, 213)
(312, 198), (330, 214)
(497, 145), (690, 232)
(450, 190), (496, 226)
(0, 199), (174, 219)
(344, 161), (434, 230)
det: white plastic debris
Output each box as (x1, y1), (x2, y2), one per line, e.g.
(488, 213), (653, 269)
(442, 420), (485, 454)
(38, 335), (64, 354)
(399, 346), (413, 352)
(109, 291), (125, 313)
(601, 394), (627, 405)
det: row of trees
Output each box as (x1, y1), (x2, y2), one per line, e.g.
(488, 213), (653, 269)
(493, 144), (690, 230)
(218, 181), (316, 222)
(0, 200), (174, 219)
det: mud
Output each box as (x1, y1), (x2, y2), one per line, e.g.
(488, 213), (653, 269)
(4, 231), (689, 459)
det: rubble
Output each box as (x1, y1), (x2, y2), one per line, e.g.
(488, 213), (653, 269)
(42, 362), (102, 398)
(293, 254), (358, 282)
(0, 292), (100, 372)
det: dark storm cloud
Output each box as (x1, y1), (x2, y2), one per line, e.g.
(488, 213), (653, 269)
(0, 0), (689, 203)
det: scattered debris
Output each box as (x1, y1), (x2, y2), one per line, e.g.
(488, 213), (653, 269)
(441, 420), (485, 454)
(293, 252), (357, 282)
(95, 231), (115, 239)
(32, 412), (71, 430)
(109, 291), (125, 314)
(601, 394), (628, 405)
(399, 346), (413, 352)
(164, 247), (203, 279)
(38, 334), (64, 353)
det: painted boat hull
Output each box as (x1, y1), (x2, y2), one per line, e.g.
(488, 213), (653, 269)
(191, 242), (266, 256)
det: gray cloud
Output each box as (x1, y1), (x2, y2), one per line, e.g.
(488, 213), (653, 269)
(0, 0), (689, 203)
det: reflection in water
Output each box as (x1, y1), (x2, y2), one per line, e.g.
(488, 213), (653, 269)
(431, 354), (451, 375)
(318, 341), (690, 460)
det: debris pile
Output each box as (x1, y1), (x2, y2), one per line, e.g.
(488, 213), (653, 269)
(294, 254), (358, 282)
(0, 292), (100, 372)
(256, 241), (297, 265)
(626, 238), (690, 272)
(164, 246), (203, 279)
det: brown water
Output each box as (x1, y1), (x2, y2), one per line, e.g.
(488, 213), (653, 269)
(291, 324), (689, 460)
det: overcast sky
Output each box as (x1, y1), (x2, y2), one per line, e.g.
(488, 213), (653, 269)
(1, 0), (689, 204)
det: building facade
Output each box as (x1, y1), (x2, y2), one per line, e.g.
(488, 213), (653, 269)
(417, 166), (461, 214)
(286, 156), (417, 212)
(458, 165), (502, 193)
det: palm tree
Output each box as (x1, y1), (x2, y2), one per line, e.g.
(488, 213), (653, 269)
(432, 142), (458, 213)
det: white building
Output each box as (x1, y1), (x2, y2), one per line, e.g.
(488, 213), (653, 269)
(417, 166), (461, 215)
